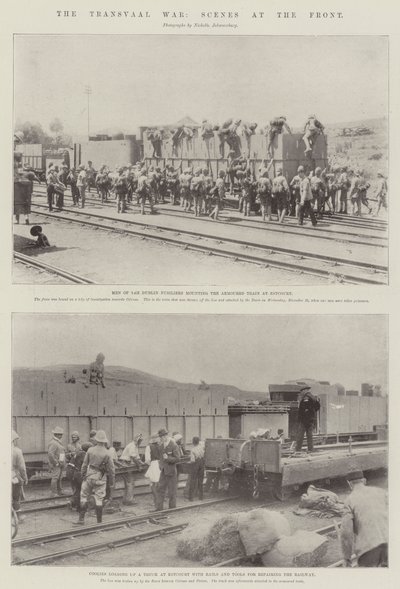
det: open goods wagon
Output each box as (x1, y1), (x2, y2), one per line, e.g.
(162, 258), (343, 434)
(204, 437), (388, 500)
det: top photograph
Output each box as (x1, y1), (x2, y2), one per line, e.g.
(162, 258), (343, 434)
(12, 35), (388, 286)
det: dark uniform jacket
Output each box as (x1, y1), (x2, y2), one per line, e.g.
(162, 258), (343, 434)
(159, 439), (181, 476)
(298, 395), (320, 426)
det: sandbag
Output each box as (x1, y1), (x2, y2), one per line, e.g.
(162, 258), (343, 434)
(261, 530), (328, 567)
(238, 509), (291, 556)
(298, 485), (347, 517)
(176, 513), (244, 564)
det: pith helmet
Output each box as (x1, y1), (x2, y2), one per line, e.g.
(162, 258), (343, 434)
(12, 430), (20, 442)
(158, 428), (169, 437)
(30, 225), (43, 237)
(52, 426), (64, 435)
(297, 166), (305, 173)
(94, 430), (108, 443)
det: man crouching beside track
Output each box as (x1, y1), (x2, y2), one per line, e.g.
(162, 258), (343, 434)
(341, 471), (388, 567)
(76, 430), (115, 525)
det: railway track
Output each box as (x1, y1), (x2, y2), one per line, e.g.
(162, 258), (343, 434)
(28, 204), (387, 285)
(13, 251), (96, 284)
(33, 188), (388, 244)
(21, 481), (187, 514)
(12, 496), (239, 565)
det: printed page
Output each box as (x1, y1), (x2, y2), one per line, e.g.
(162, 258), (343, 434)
(0, 0), (398, 588)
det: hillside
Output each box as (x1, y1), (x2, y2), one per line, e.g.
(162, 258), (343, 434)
(13, 365), (268, 403)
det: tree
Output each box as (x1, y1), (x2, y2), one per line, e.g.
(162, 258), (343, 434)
(15, 121), (51, 145)
(49, 117), (65, 147)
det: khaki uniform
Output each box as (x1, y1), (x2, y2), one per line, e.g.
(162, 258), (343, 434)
(48, 436), (66, 494)
(80, 445), (115, 507)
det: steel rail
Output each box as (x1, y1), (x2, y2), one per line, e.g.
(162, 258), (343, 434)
(30, 202), (387, 271)
(13, 522), (188, 565)
(32, 190), (387, 246)
(13, 495), (239, 548)
(29, 207), (387, 285)
(13, 251), (95, 284)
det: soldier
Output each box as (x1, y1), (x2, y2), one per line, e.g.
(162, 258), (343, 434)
(375, 172), (388, 216)
(77, 430), (115, 524)
(289, 170), (302, 218)
(265, 117), (292, 157)
(114, 167), (129, 213)
(324, 173), (337, 215)
(179, 168), (193, 211)
(12, 430), (28, 522)
(166, 165), (179, 205)
(225, 119), (242, 158)
(257, 170), (272, 221)
(85, 353), (106, 389)
(191, 168), (205, 217)
(154, 429), (181, 512)
(96, 167), (109, 203)
(202, 168), (214, 215)
(48, 426), (66, 497)
(76, 164), (87, 208)
(242, 122), (257, 156)
(137, 170), (155, 215)
(46, 166), (59, 212)
(171, 126), (184, 157)
(272, 169), (289, 223)
(349, 170), (362, 216)
(358, 176), (372, 215)
(209, 170), (226, 221)
(302, 114), (325, 156)
(310, 167), (326, 218)
(67, 168), (80, 206)
(66, 442), (90, 511)
(240, 171), (254, 217)
(86, 161), (96, 193)
(216, 119), (233, 158)
(201, 119), (215, 157)
(337, 167), (351, 214)
(298, 166), (317, 227)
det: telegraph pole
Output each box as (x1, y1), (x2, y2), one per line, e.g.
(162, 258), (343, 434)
(84, 85), (92, 138)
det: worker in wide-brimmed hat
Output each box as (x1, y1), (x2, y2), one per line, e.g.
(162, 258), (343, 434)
(12, 430), (28, 520)
(341, 471), (388, 567)
(154, 429), (181, 512)
(295, 387), (320, 453)
(77, 430), (115, 525)
(48, 426), (66, 496)
(29, 225), (50, 248)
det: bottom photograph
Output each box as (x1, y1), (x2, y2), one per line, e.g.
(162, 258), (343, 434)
(11, 314), (388, 568)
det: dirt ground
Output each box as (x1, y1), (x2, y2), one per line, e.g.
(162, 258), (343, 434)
(13, 474), (387, 568)
(13, 213), (328, 286)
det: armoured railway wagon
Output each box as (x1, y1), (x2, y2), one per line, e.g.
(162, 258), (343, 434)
(13, 369), (388, 473)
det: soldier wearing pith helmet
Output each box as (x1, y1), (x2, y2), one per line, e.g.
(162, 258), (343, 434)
(78, 430), (115, 525)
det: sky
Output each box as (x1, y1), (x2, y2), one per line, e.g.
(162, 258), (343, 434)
(12, 314), (387, 393)
(14, 35), (388, 137)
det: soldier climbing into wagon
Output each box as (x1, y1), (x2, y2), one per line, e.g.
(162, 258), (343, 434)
(302, 114), (325, 156)
(84, 353), (106, 389)
(265, 117), (292, 158)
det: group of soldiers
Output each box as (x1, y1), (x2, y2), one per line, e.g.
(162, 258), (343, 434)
(50, 158), (387, 225)
(146, 114), (326, 160)
(12, 423), (206, 528)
